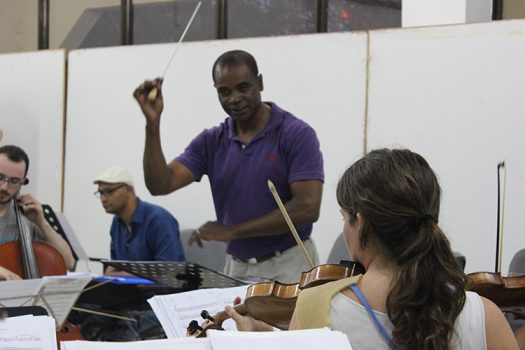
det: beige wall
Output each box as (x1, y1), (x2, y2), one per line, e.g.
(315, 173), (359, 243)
(0, 0), (38, 53)
(1, 0), (524, 54)
(0, 0), (172, 54)
(50, 0), (120, 49)
(504, 0), (525, 19)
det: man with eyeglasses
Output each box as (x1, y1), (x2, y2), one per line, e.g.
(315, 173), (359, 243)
(0, 145), (75, 280)
(85, 166), (185, 341)
(93, 166), (185, 276)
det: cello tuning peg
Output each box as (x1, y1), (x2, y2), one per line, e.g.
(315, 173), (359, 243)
(201, 310), (214, 322)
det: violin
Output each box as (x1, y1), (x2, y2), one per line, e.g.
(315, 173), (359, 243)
(467, 272), (525, 318)
(187, 261), (365, 337)
(467, 162), (525, 318)
(187, 180), (365, 337)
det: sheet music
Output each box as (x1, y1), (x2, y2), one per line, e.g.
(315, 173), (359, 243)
(60, 329), (351, 350)
(0, 273), (91, 328)
(61, 337), (211, 350)
(35, 274), (91, 326)
(148, 285), (249, 338)
(0, 279), (43, 307)
(207, 328), (353, 350)
(0, 315), (57, 350)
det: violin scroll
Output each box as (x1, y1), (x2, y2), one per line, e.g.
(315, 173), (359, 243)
(186, 305), (246, 338)
(186, 319), (224, 338)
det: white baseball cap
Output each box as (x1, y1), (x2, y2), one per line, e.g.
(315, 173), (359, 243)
(93, 166), (134, 187)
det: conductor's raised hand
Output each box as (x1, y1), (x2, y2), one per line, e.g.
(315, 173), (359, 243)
(133, 78), (164, 124)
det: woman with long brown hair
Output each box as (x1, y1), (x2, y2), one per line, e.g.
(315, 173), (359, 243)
(227, 148), (517, 349)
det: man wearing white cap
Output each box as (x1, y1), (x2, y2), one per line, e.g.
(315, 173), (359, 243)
(84, 167), (184, 340)
(93, 166), (185, 275)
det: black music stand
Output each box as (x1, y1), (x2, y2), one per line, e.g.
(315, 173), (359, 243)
(42, 204), (77, 260)
(102, 260), (247, 291)
(0, 306), (48, 318)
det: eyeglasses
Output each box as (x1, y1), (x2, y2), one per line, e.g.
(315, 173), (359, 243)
(0, 173), (25, 188)
(94, 184), (126, 198)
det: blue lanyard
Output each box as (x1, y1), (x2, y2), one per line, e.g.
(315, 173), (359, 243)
(349, 284), (397, 350)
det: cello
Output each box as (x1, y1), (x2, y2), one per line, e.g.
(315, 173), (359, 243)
(0, 198), (82, 344)
(467, 161), (525, 318)
(0, 198), (67, 278)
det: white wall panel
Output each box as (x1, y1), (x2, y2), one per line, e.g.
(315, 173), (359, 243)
(64, 33), (367, 266)
(367, 20), (525, 273)
(0, 50), (65, 210)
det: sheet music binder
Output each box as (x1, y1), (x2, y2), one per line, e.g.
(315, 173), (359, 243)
(102, 260), (247, 291)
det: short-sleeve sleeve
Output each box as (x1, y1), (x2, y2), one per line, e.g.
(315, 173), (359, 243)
(283, 121), (324, 183)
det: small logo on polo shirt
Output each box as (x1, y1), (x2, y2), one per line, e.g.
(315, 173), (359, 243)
(267, 154), (278, 164)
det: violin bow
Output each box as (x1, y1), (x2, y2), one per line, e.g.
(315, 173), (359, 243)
(148, 1), (202, 101)
(267, 180), (315, 268)
(495, 161), (506, 273)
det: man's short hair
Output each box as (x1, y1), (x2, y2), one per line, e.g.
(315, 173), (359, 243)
(0, 145), (30, 176)
(212, 50), (259, 82)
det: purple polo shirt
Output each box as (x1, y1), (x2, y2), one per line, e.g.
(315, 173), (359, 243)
(176, 102), (324, 260)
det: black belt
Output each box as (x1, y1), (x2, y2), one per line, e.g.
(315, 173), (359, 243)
(233, 239), (310, 264)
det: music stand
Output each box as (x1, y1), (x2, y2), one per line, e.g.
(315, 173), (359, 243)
(0, 306), (48, 318)
(42, 204), (76, 260)
(0, 275), (91, 328)
(102, 260), (247, 291)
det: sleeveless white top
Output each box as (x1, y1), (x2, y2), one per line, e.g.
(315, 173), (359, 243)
(329, 290), (486, 349)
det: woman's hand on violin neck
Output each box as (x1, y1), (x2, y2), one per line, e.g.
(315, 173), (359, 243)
(224, 305), (274, 332)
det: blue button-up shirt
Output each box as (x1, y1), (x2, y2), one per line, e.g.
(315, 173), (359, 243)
(110, 199), (185, 261)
